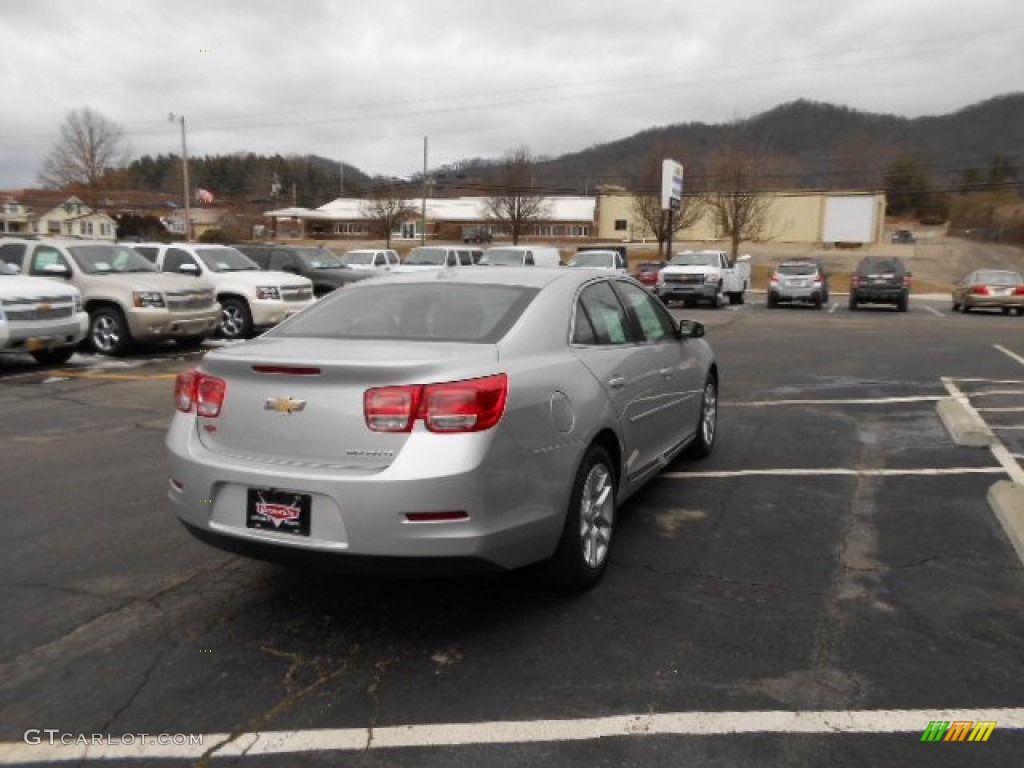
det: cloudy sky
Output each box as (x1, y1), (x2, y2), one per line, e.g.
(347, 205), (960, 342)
(2, 0), (1022, 189)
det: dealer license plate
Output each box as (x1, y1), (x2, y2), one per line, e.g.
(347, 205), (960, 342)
(246, 488), (312, 536)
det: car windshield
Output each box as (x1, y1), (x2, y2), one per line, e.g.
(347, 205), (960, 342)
(269, 283), (538, 343)
(68, 245), (157, 274)
(294, 247), (346, 269)
(570, 252), (616, 267)
(403, 248), (447, 266)
(195, 247), (260, 272)
(479, 249), (526, 266)
(975, 271), (1022, 285)
(341, 251), (375, 266)
(778, 264), (817, 276)
(669, 252), (719, 267)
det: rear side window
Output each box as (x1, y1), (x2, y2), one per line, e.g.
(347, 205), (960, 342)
(0, 242), (27, 269)
(574, 281), (632, 345)
(268, 283), (538, 343)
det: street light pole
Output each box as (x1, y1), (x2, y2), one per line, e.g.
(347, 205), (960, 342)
(169, 113), (192, 242)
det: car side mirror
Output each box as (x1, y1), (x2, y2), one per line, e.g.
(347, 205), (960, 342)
(677, 319), (705, 339)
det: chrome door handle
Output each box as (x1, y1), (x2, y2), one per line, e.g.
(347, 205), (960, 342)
(608, 376), (626, 390)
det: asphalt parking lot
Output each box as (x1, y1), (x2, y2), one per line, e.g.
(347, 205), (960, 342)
(1, 293), (1023, 767)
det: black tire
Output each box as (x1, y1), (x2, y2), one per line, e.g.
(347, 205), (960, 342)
(766, 293), (778, 308)
(848, 296), (858, 311)
(219, 298), (253, 339)
(89, 306), (131, 355)
(1001, 307), (1011, 316)
(30, 346), (75, 366)
(685, 374), (718, 460)
(813, 294), (823, 310)
(898, 295), (909, 313)
(543, 444), (617, 591)
(960, 302), (970, 314)
(951, 300), (960, 311)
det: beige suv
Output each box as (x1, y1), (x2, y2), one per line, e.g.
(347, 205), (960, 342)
(0, 239), (220, 355)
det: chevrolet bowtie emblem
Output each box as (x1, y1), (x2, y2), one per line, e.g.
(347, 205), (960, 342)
(38, 303), (53, 312)
(264, 396), (307, 414)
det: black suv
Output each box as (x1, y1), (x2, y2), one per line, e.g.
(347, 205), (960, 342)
(234, 244), (370, 298)
(849, 257), (911, 312)
(462, 227), (493, 244)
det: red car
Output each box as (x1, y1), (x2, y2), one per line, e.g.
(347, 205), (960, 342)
(633, 261), (664, 288)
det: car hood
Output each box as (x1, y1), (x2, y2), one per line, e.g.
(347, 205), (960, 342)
(80, 272), (217, 293)
(0, 275), (81, 300)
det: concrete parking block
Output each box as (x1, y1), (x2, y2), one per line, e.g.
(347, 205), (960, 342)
(936, 397), (992, 447)
(988, 481), (1024, 565)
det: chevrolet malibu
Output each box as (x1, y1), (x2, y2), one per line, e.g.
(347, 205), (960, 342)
(167, 268), (718, 590)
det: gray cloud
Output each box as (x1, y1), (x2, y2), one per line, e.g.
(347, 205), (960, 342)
(1, 0), (1022, 187)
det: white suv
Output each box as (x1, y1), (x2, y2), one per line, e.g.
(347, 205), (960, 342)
(340, 248), (400, 272)
(135, 244), (316, 339)
(0, 261), (88, 365)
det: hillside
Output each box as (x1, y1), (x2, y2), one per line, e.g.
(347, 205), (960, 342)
(522, 93), (1024, 195)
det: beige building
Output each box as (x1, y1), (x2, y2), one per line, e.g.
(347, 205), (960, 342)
(596, 190), (886, 245)
(0, 193), (117, 240)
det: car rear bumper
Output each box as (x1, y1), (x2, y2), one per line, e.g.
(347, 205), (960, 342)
(166, 415), (575, 571)
(852, 289), (906, 303)
(963, 296), (1024, 310)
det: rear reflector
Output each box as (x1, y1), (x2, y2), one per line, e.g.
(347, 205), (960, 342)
(405, 511), (470, 522)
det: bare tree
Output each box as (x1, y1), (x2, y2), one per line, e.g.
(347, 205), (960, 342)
(39, 108), (129, 203)
(699, 148), (773, 258)
(360, 188), (417, 247)
(484, 146), (549, 244)
(627, 146), (703, 257)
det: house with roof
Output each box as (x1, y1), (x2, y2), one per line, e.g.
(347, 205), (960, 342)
(264, 196), (597, 242)
(0, 191), (117, 240)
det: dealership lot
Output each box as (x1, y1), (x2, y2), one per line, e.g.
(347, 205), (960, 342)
(1, 295), (1023, 766)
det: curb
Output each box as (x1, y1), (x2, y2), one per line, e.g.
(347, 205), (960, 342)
(935, 398), (992, 448)
(987, 481), (1024, 565)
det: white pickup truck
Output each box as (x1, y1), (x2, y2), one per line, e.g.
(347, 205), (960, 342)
(655, 250), (751, 307)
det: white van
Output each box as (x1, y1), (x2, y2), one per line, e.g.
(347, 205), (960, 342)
(479, 245), (561, 268)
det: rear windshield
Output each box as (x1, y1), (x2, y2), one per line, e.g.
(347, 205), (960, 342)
(975, 271), (1022, 285)
(857, 259), (903, 274)
(777, 264), (817, 276)
(479, 249), (527, 266)
(404, 248), (447, 266)
(268, 282), (539, 343)
(569, 251), (616, 267)
(68, 245), (157, 274)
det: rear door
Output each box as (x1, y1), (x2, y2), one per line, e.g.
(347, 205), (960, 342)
(570, 279), (675, 481)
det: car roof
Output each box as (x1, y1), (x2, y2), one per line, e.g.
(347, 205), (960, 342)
(362, 266), (599, 290)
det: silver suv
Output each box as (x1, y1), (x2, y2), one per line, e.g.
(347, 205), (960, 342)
(0, 238), (220, 354)
(767, 259), (830, 309)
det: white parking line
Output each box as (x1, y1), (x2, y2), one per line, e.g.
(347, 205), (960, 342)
(732, 396), (944, 407)
(943, 377), (1024, 485)
(922, 306), (945, 318)
(828, 301), (839, 314)
(2, 708), (1022, 762)
(995, 344), (1024, 368)
(661, 467), (1006, 479)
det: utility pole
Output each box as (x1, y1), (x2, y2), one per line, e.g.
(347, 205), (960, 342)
(169, 113), (191, 242)
(420, 136), (428, 245)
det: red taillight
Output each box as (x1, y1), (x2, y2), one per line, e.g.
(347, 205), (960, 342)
(1014, 286), (1024, 296)
(364, 374), (508, 434)
(970, 285), (990, 295)
(174, 368), (227, 417)
(902, 275), (912, 287)
(851, 276), (860, 287)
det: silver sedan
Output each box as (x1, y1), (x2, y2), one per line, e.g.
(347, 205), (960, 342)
(166, 267), (718, 590)
(952, 270), (1024, 315)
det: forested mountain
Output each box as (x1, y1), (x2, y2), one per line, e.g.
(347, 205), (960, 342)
(121, 94), (1024, 202)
